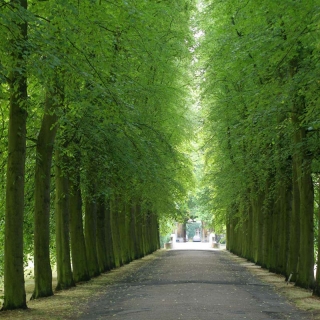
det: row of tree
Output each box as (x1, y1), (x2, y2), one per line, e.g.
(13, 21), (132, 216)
(199, 0), (320, 293)
(0, 0), (195, 310)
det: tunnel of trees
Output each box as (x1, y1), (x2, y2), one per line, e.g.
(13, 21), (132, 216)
(1, 0), (320, 311)
(199, 0), (320, 294)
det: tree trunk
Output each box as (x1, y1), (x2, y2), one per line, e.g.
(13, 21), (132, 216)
(96, 195), (109, 272)
(3, 0), (28, 310)
(152, 212), (160, 251)
(269, 203), (279, 273)
(118, 200), (129, 264)
(277, 181), (288, 275)
(130, 202), (139, 260)
(313, 176), (320, 296)
(155, 216), (160, 250)
(251, 194), (258, 263)
(247, 203), (254, 262)
(32, 88), (58, 299)
(140, 206), (147, 256)
(124, 201), (132, 263)
(85, 192), (100, 277)
(262, 179), (272, 269)
(145, 211), (151, 254)
(239, 200), (248, 259)
(105, 199), (115, 269)
(226, 210), (232, 252)
(296, 145), (314, 288)
(289, 51), (314, 289)
(286, 155), (300, 282)
(110, 197), (122, 267)
(135, 203), (144, 258)
(250, 192), (264, 266)
(291, 99), (314, 289)
(55, 148), (75, 290)
(69, 153), (90, 283)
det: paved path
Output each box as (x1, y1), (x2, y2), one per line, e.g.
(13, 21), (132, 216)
(79, 247), (311, 319)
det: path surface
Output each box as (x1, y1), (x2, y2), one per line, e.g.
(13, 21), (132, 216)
(79, 245), (311, 320)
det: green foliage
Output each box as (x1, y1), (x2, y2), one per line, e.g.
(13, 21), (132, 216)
(0, 0), (196, 290)
(198, 0), (320, 288)
(198, 0), (320, 226)
(159, 216), (176, 247)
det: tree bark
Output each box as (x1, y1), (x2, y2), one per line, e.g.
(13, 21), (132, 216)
(262, 179), (272, 269)
(251, 194), (259, 263)
(55, 148), (75, 290)
(85, 194), (100, 277)
(286, 155), (300, 282)
(277, 181), (288, 275)
(105, 199), (115, 269)
(313, 176), (320, 296)
(69, 153), (90, 283)
(124, 201), (132, 263)
(135, 203), (144, 259)
(119, 200), (129, 264)
(3, 0), (28, 310)
(289, 50), (314, 289)
(296, 143), (314, 288)
(96, 195), (109, 272)
(130, 202), (139, 260)
(247, 202), (254, 262)
(32, 87), (58, 299)
(269, 204), (279, 273)
(291, 98), (314, 289)
(110, 197), (122, 267)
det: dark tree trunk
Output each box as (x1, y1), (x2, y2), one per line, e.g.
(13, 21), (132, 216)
(55, 148), (75, 290)
(32, 87), (58, 299)
(105, 199), (115, 269)
(296, 147), (314, 289)
(96, 195), (109, 272)
(69, 153), (90, 283)
(118, 200), (129, 264)
(313, 176), (320, 296)
(262, 179), (272, 269)
(110, 197), (122, 267)
(287, 155), (300, 282)
(3, 0), (28, 310)
(85, 184), (100, 277)
(140, 207), (147, 257)
(269, 203), (279, 273)
(134, 203), (144, 259)
(130, 202), (139, 260)
(290, 51), (314, 289)
(291, 99), (314, 289)
(124, 201), (132, 263)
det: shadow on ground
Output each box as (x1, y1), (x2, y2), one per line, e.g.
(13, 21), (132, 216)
(0, 248), (319, 319)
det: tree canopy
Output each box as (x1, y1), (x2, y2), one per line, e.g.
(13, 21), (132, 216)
(198, 0), (320, 291)
(0, 0), (196, 309)
(2, 0), (320, 311)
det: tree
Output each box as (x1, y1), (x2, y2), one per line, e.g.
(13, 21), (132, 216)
(54, 143), (75, 290)
(1, 0), (195, 310)
(2, 0), (28, 310)
(199, 0), (320, 290)
(32, 85), (58, 299)
(69, 147), (90, 283)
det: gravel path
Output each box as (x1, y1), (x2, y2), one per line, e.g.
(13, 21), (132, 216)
(78, 249), (312, 320)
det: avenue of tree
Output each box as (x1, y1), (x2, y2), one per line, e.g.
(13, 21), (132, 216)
(2, 0), (320, 312)
(199, 0), (320, 294)
(0, 0), (194, 310)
